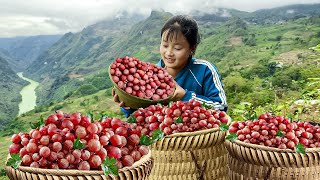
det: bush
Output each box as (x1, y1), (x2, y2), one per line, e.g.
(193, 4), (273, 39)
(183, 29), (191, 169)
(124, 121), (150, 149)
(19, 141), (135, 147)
(76, 84), (98, 96)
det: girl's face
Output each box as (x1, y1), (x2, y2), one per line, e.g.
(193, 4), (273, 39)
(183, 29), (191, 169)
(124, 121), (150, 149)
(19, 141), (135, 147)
(160, 30), (193, 73)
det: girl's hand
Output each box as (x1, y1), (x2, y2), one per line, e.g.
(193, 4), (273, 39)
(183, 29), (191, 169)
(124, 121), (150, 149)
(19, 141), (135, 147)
(170, 81), (186, 102)
(112, 88), (130, 109)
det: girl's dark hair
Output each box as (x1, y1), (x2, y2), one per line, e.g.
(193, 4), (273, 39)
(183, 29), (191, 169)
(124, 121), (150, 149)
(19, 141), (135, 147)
(161, 15), (201, 50)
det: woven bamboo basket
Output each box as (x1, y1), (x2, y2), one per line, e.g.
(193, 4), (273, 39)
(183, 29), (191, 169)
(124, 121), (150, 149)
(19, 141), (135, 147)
(225, 139), (320, 180)
(108, 65), (174, 109)
(149, 116), (231, 180)
(5, 150), (153, 180)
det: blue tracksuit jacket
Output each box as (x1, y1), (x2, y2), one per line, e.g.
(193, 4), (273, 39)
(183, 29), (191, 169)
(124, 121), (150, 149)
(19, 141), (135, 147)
(120, 58), (228, 117)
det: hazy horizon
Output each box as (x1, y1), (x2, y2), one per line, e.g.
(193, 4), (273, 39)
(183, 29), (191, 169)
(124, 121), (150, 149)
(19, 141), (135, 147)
(0, 0), (319, 38)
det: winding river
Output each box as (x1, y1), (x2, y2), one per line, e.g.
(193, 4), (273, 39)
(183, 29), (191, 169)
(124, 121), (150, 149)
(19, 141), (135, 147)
(17, 72), (39, 115)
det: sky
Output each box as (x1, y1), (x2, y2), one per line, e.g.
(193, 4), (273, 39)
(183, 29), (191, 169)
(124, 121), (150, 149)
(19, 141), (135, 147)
(0, 0), (319, 38)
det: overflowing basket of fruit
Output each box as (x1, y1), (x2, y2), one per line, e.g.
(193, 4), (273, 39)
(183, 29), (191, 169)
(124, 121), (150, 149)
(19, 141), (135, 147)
(127, 100), (231, 180)
(109, 56), (175, 109)
(5, 111), (154, 180)
(225, 112), (320, 180)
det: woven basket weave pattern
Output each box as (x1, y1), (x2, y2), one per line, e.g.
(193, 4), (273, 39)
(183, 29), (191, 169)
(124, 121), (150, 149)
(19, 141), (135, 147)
(150, 126), (229, 180)
(225, 140), (320, 180)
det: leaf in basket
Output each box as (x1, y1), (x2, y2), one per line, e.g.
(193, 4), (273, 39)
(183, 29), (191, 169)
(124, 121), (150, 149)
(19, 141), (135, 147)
(201, 102), (212, 109)
(152, 129), (164, 141)
(140, 134), (154, 146)
(226, 133), (237, 141)
(295, 143), (306, 154)
(127, 115), (136, 123)
(174, 116), (182, 123)
(74, 137), (86, 149)
(287, 114), (293, 123)
(100, 114), (109, 122)
(157, 103), (163, 107)
(6, 153), (21, 169)
(251, 112), (258, 120)
(219, 123), (229, 131)
(276, 130), (284, 137)
(102, 157), (118, 176)
(168, 101), (173, 107)
(30, 115), (45, 129)
(0, 169), (6, 176)
(86, 112), (93, 122)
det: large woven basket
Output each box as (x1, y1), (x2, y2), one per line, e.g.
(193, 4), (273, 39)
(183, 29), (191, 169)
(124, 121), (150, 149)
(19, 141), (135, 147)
(225, 139), (320, 180)
(5, 150), (153, 180)
(149, 117), (231, 180)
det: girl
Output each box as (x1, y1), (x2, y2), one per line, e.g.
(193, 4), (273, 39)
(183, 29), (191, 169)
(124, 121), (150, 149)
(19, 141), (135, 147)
(114, 15), (228, 117)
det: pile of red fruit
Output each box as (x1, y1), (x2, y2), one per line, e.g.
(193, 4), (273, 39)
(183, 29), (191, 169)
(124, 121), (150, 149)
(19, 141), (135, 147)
(8, 111), (150, 171)
(109, 56), (175, 101)
(229, 112), (320, 150)
(130, 99), (229, 136)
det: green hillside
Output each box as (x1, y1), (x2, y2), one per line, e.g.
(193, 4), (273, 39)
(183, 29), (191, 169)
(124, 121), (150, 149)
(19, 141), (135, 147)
(24, 11), (320, 113)
(1, 5), (320, 177)
(0, 57), (27, 130)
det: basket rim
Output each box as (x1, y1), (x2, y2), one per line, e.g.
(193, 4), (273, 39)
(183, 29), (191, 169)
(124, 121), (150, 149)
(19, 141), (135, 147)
(226, 138), (320, 153)
(108, 64), (174, 103)
(8, 150), (152, 176)
(165, 114), (232, 138)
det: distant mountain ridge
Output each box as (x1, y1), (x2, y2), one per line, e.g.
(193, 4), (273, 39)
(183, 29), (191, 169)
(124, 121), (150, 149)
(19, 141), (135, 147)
(22, 3), (320, 106)
(0, 35), (62, 72)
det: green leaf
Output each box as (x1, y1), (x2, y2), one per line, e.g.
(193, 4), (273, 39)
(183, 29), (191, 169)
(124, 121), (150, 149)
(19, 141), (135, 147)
(101, 157), (118, 176)
(157, 103), (163, 107)
(152, 129), (164, 141)
(140, 134), (154, 146)
(226, 133), (237, 141)
(276, 130), (284, 137)
(201, 102), (212, 109)
(0, 169), (6, 176)
(30, 115), (45, 129)
(73, 137), (85, 149)
(174, 116), (182, 123)
(168, 101), (173, 107)
(251, 112), (258, 120)
(219, 123), (229, 131)
(295, 143), (306, 154)
(6, 153), (21, 169)
(100, 114), (109, 122)
(127, 115), (136, 123)
(86, 112), (93, 122)
(287, 114), (293, 123)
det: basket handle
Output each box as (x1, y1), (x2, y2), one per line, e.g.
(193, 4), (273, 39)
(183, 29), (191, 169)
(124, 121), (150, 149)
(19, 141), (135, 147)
(190, 151), (207, 180)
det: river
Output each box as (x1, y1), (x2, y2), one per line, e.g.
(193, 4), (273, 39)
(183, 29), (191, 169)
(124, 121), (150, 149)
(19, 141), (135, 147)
(17, 72), (39, 115)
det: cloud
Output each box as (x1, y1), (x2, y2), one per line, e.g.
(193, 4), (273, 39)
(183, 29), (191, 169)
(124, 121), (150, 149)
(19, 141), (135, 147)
(0, 0), (319, 37)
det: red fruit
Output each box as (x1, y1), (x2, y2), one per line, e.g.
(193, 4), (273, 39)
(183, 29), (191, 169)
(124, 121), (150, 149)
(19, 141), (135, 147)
(87, 139), (101, 152)
(122, 155), (134, 167)
(89, 155), (102, 169)
(107, 146), (122, 159)
(128, 134), (140, 146)
(110, 135), (122, 147)
(11, 134), (21, 144)
(111, 118), (122, 130)
(78, 161), (90, 170)
(138, 145), (149, 156)
(39, 146), (51, 158)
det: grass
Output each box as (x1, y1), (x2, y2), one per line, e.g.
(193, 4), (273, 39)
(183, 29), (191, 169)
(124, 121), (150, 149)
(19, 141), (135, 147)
(0, 136), (10, 180)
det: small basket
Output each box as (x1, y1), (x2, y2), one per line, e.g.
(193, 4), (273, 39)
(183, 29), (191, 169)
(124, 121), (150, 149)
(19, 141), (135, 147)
(149, 116), (231, 180)
(225, 139), (320, 180)
(5, 150), (153, 180)
(108, 65), (174, 109)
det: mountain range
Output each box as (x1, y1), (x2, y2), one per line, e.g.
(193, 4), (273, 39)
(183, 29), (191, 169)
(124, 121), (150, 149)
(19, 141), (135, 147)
(0, 3), (320, 125)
